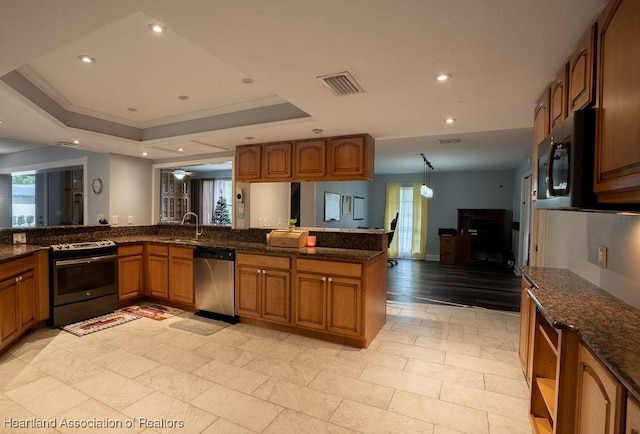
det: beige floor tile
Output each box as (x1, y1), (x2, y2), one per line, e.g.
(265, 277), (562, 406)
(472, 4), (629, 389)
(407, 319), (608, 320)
(136, 365), (215, 401)
(449, 316), (508, 330)
(152, 329), (210, 351)
(5, 376), (89, 419)
(122, 391), (218, 434)
(203, 328), (254, 347)
(0, 355), (46, 392)
(480, 347), (520, 364)
(193, 360), (269, 393)
(376, 340), (446, 364)
(55, 399), (141, 434)
(28, 347), (105, 384)
(280, 333), (344, 355)
(444, 353), (524, 379)
(389, 390), (488, 434)
(374, 329), (417, 345)
(386, 306), (402, 315)
(336, 347), (408, 370)
(93, 349), (160, 378)
(447, 331), (515, 351)
(265, 409), (357, 434)
(252, 378), (340, 421)
(231, 323), (290, 342)
(427, 305), (478, 319)
(386, 314), (423, 326)
(487, 413), (533, 434)
(404, 359), (485, 389)
(116, 318), (168, 337)
(330, 399), (434, 434)
(8, 333), (58, 360)
(11, 340), (66, 364)
(73, 370), (153, 410)
(414, 335), (483, 357)
(237, 338), (303, 362)
(308, 371), (394, 409)
(201, 418), (256, 433)
(291, 349), (366, 379)
(194, 342), (260, 367)
(243, 354), (318, 386)
(0, 393), (61, 434)
(389, 322), (448, 339)
(143, 345), (209, 373)
(53, 339), (118, 361)
(484, 373), (529, 399)
(440, 382), (529, 421)
(103, 332), (165, 355)
(434, 426), (466, 434)
(191, 383), (281, 432)
(359, 365), (441, 398)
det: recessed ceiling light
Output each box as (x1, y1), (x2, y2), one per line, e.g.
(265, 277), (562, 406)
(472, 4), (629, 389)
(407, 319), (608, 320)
(177, 147), (184, 152)
(241, 78), (254, 84)
(73, 140), (80, 145)
(0, 120), (3, 124)
(78, 55), (96, 64)
(245, 136), (254, 140)
(127, 107), (138, 112)
(148, 23), (166, 33)
(178, 95), (190, 100)
(444, 118), (456, 124)
(312, 128), (324, 134)
(142, 151), (148, 156)
(434, 73), (452, 82)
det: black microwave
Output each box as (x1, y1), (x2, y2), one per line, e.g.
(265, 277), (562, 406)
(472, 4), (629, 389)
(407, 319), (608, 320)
(536, 108), (597, 209)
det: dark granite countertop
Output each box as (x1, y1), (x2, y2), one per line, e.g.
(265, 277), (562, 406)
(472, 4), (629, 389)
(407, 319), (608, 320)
(522, 266), (640, 401)
(112, 236), (384, 262)
(0, 244), (47, 264)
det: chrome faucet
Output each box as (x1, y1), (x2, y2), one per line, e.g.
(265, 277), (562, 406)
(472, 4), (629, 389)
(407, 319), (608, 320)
(180, 212), (203, 239)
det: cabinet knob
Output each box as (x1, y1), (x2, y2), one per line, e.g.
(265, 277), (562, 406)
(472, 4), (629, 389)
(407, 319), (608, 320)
(328, 277), (333, 282)
(256, 269), (262, 273)
(322, 277), (327, 282)
(262, 270), (266, 274)
(15, 277), (19, 283)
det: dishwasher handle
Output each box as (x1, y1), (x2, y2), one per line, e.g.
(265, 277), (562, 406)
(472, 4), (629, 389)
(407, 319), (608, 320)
(194, 248), (235, 261)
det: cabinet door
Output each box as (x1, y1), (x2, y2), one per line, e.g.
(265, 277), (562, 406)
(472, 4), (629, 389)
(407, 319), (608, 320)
(17, 271), (35, 331)
(169, 248), (194, 304)
(262, 269), (290, 324)
(532, 89), (550, 201)
(147, 253), (169, 299)
(0, 278), (18, 344)
(236, 265), (262, 318)
(294, 140), (326, 179)
(262, 142), (292, 180)
(627, 395), (640, 434)
(235, 145), (262, 180)
(518, 278), (535, 385)
(118, 256), (143, 301)
(575, 343), (624, 434)
(569, 25), (596, 112)
(595, 0), (640, 203)
(327, 276), (362, 336)
(328, 135), (373, 180)
(550, 64), (568, 130)
(295, 273), (326, 330)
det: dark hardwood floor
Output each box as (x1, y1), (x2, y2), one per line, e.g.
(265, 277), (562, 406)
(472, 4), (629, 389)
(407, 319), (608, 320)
(386, 260), (521, 312)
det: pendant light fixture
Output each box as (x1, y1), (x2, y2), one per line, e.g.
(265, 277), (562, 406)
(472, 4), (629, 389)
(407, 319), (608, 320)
(420, 153), (434, 198)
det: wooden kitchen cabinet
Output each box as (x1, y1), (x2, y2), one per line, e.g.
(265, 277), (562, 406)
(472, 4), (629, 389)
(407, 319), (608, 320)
(569, 25), (596, 113)
(518, 277), (536, 386)
(293, 139), (326, 179)
(627, 395), (640, 434)
(118, 245), (143, 302)
(532, 89), (550, 201)
(594, 0), (640, 203)
(235, 253), (291, 324)
(0, 254), (38, 352)
(328, 134), (374, 180)
(262, 142), (292, 180)
(550, 64), (569, 130)
(575, 342), (624, 434)
(0, 278), (18, 346)
(235, 145), (262, 181)
(169, 246), (194, 305)
(439, 236), (456, 265)
(145, 244), (169, 299)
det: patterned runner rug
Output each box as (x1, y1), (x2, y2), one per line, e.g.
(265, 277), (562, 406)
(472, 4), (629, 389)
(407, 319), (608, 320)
(61, 312), (139, 336)
(119, 303), (184, 321)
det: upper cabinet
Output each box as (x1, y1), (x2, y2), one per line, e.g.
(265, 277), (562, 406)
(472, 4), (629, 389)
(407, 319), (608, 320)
(236, 134), (374, 183)
(550, 64), (569, 130)
(532, 89), (550, 201)
(594, 0), (640, 203)
(569, 25), (597, 113)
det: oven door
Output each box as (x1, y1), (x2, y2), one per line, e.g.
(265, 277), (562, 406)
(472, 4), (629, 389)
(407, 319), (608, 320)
(52, 253), (118, 307)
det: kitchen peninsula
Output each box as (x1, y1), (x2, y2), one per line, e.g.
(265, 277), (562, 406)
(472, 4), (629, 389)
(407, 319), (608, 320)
(0, 224), (388, 351)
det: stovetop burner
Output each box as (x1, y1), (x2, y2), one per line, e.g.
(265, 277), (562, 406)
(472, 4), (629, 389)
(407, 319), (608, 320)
(50, 240), (116, 252)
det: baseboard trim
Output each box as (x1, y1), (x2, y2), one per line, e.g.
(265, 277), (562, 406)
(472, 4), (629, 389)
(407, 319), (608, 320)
(425, 254), (440, 262)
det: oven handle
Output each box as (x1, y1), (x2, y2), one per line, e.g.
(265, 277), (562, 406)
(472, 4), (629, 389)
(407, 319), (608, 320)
(54, 254), (118, 267)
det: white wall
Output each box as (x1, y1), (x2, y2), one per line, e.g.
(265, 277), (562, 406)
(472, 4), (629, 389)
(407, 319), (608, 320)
(0, 175), (11, 227)
(249, 182), (290, 228)
(545, 211), (640, 309)
(109, 154), (153, 225)
(311, 180), (371, 229)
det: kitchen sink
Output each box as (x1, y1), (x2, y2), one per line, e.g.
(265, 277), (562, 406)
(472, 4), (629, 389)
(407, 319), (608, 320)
(160, 238), (207, 245)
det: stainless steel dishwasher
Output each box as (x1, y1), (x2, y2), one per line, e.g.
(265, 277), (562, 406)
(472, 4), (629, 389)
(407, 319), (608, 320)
(194, 247), (238, 323)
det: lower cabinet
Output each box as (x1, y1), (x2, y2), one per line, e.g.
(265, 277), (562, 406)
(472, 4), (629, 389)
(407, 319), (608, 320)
(144, 244), (194, 306)
(235, 253), (290, 324)
(518, 277), (536, 386)
(145, 244), (169, 299)
(575, 343), (624, 434)
(118, 245), (144, 301)
(627, 395), (640, 434)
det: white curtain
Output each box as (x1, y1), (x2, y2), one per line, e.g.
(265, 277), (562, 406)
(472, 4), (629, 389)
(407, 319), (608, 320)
(202, 180), (215, 224)
(384, 182), (428, 260)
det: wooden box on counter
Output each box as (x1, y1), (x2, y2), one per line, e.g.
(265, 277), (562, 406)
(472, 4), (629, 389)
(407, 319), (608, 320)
(267, 230), (309, 248)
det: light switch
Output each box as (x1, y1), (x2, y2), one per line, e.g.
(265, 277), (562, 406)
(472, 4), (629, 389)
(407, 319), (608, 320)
(112, 215), (118, 225)
(598, 246), (608, 268)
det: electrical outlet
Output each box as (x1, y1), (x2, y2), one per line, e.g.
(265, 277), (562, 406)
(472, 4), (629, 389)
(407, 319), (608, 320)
(97, 214), (104, 223)
(127, 215), (133, 225)
(13, 233), (26, 244)
(598, 246), (608, 268)
(112, 215), (118, 225)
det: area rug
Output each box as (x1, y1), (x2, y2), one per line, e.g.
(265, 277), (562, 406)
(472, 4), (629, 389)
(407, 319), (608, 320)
(169, 317), (228, 336)
(119, 303), (184, 321)
(61, 312), (139, 337)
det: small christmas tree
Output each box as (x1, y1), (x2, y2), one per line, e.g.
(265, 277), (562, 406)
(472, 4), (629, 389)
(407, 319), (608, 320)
(213, 194), (231, 225)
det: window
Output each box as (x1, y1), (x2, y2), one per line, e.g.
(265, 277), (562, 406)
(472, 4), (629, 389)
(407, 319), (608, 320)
(12, 175), (36, 227)
(160, 171), (190, 222)
(397, 186), (414, 258)
(203, 178), (232, 225)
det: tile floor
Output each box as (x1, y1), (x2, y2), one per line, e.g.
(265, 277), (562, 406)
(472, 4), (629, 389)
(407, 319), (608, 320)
(0, 301), (533, 433)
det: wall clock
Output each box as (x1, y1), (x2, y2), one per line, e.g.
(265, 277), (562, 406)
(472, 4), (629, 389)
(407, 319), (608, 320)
(91, 178), (103, 194)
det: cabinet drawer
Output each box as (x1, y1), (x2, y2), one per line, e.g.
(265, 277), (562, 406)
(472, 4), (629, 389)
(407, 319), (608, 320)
(170, 246), (193, 259)
(118, 244), (143, 257)
(0, 255), (36, 280)
(146, 244), (169, 256)
(237, 253), (290, 270)
(296, 259), (361, 278)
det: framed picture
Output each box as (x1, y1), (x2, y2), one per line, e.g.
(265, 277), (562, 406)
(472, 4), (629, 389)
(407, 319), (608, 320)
(353, 196), (365, 220)
(324, 192), (341, 221)
(342, 195), (352, 214)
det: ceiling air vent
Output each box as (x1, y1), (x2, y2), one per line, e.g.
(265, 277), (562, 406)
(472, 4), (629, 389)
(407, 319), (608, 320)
(54, 141), (79, 148)
(317, 71), (364, 96)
